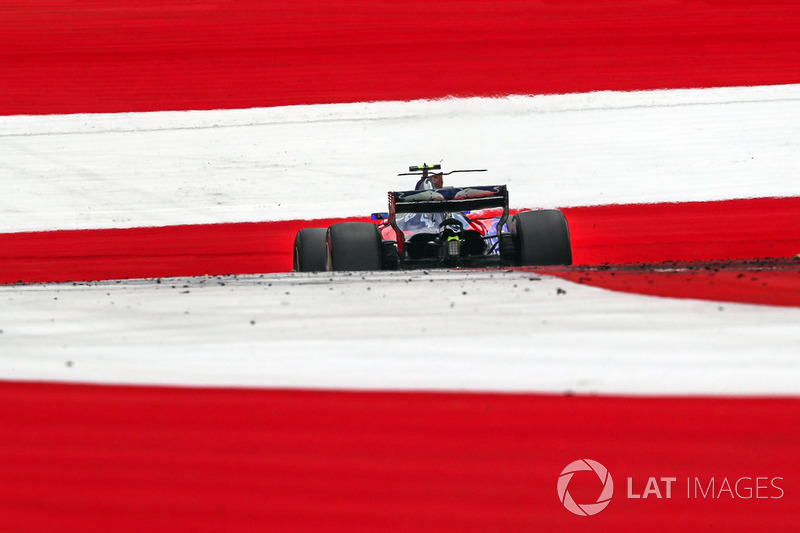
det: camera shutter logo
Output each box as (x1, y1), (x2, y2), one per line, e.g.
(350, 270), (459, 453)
(557, 459), (614, 516)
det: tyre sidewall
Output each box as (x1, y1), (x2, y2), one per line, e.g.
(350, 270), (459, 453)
(512, 210), (572, 266)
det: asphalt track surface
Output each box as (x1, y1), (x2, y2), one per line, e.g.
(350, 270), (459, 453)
(2, 1), (800, 532)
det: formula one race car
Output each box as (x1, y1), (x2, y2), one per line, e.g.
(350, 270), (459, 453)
(293, 163), (572, 271)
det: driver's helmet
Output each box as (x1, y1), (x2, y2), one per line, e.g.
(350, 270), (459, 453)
(414, 173), (444, 190)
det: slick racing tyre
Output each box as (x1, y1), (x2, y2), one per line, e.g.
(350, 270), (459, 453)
(512, 209), (572, 266)
(326, 222), (383, 271)
(293, 228), (328, 272)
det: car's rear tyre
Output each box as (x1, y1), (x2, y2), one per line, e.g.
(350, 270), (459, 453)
(293, 228), (328, 272)
(512, 209), (572, 266)
(326, 222), (383, 271)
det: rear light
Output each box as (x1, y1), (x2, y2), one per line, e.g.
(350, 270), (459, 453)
(446, 237), (461, 257)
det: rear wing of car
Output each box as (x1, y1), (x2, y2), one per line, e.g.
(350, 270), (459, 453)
(390, 185), (508, 213)
(388, 185), (509, 254)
